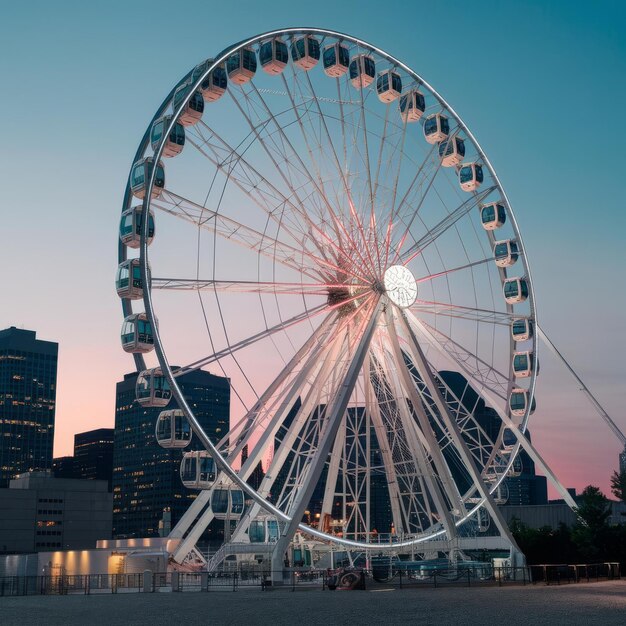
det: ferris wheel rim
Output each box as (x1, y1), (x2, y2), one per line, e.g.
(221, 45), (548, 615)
(120, 26), (538, 550)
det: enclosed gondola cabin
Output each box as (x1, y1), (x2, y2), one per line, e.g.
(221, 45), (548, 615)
(438, 136), (465, 167)
(508, 456), (523, 478)
(173, 85), (204, 126)
(193, 61), (228, 102)
(249, 517), (279, 543)
(399, 89), (425, 123)
(156, 409), (191, 449)
(121, 313), (155, 354)
(423, 113), (449, 144)
(511, 318), (533, 342)
(136, 368), (172, 407)
(493, 239), (519, 268)
(477, 508), (490, 533)
(513, 351), (535, 378)
(503, 277), (529, 304)
(349, 54), (375, 89)
(492, 483), (509, 505)
(376, 70), (402, 103)
(211, 487), (245, 520)
(502, 427), (518, 451)
(151, 115), (185, 158)
(290, 35), (320, 70)
(480, 202), (506, 230)
(115, 258), (149, 300)
(459, 163), (484, 192)
(259, 39), (289, 75)
(119, 206), (155, 249)
(226, 47), (257, 84)
(509, 387), (536, 417)
(322, 42), (350, 77)
(180, 450), (216, 489)
(130, 158), (165, 200)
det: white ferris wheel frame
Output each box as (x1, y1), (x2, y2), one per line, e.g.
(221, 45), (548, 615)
(117, 27), (564, 553)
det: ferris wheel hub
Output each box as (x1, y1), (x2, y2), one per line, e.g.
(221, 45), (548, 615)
(383, 265), (418, 308)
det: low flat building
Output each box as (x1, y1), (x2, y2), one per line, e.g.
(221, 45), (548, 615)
(0, 471), (112, 555)
(500, 501), (626, 529)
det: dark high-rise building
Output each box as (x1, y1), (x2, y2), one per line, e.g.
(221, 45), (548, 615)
(52, 456), (76, 479)
(0, 327), (58, 487)
(74, 428), (114, 490)
(620, 445), (626, 474)
(241, 444), (265, 491)
(438, 370), (547, 506)
(112, 369), (229, 539)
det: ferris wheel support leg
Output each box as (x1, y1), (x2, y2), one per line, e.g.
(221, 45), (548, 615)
(537, 325), (626, 446)
(363, 364), (408, 536)
(408, 312), (580, 514)
(384, 313), (461, 543)
(396, 310), (525, 564)
(228, 331), (349, 545)
(270, 300), (384, 582)
(172, 324), (339, 562)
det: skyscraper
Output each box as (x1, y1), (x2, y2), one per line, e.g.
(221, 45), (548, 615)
(0, 327), (58, 487)
(112, 369), (229, 539)
(620, 445), (626, 474)
(74, 428), (114, 490)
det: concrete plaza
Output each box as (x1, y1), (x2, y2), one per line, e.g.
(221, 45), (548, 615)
(0, 580), (626, 626)
(1, 580), (625, 625)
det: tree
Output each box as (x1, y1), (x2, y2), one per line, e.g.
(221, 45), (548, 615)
(610, 469), (626, 504)
(571, 485), (611, 561)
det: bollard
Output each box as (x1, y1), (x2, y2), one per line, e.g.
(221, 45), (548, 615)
(433, 571), (437, 588)
(201, 572), (208, 592)
(172, 571), (180, 593)
(399, 568), (403, 589)
(467, 569), (471, 587)
(143, 570), (153, 593)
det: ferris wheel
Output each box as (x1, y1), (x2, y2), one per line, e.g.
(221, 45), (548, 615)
(117, 27), (555, 568)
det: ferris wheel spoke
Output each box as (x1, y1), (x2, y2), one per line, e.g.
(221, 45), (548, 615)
(151, 277), (368, 296)
(385, 159), (445, 267)
(396, 186), (496, 266)
(406, 312), (510, 401)
(230, 84), (371, 279)
(186, 125), (353, 277)
(410, 300), (517, 326)
(252, 324), (356, 517)
(153, 190), (332, 282)
(174, 302), (329, 377)
(415, 256), (494, 285)
(214, 312), (338, 455)
(298, 70), (379, 275)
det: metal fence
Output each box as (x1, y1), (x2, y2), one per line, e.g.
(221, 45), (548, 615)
(0, 563), (621, 597)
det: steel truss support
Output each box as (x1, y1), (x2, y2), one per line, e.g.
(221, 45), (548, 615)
(270, 299), (384, 580)
(395, 308), (525, 564)
(383, 312), (460, 542)
(410, 312), (579, 513)
(169, 315), (337, 560)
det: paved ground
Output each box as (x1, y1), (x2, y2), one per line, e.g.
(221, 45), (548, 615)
(1, 580), (625, 625)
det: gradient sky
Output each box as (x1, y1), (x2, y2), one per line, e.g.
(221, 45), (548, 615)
(1, 0), (625, 497)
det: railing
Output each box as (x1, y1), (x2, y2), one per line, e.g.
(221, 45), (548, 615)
(0, 563), (621, 597)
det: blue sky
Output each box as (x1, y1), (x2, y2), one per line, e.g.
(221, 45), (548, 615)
(1, 0), (625, 493)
